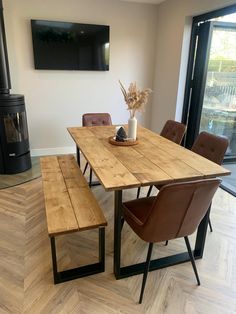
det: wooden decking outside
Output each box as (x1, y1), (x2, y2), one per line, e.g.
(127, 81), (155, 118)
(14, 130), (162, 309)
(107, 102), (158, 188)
(0, 158), (235, 313)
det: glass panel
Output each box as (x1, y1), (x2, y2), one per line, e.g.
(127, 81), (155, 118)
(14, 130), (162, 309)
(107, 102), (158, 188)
(212, 12), (236, 23)
(199, 25), (236, 158)
(4, 112), (29, 143)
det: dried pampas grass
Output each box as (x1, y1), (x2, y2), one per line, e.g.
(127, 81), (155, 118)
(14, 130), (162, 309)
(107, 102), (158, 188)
(119, 81), (152, 118)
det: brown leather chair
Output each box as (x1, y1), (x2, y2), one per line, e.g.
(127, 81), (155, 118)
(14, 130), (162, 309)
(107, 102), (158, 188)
(160, 119), (186, 144)
(191, 131), (229, 165)
(137, 120), (186, 198)
(191, 131), (229, 231)
(160, 131), (228, 245)
(82, 113), (112, 186)
(123, 178), (221, 304)
(82, 113), (112, 127)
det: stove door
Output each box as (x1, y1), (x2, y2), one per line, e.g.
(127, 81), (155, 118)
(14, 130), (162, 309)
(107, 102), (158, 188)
(0, 95), (31, 174)
(4, 111), (29, 144)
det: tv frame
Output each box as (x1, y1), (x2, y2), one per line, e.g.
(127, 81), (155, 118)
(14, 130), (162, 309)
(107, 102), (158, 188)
(31, 19), (110, 71)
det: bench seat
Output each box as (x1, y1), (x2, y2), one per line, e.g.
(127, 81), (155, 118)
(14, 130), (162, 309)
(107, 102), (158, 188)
(41, 154), (107, 284)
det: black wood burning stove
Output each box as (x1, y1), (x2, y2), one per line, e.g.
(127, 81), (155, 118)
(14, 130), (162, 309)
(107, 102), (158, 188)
(0, 0), (31, 174)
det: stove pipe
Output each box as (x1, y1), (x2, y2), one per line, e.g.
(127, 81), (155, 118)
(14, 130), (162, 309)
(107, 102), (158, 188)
(0, 0), (11, 94)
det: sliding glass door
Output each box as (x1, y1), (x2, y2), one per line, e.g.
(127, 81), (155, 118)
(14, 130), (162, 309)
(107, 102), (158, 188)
(199, 22), (236, 160)
(184, 21), (236, 161)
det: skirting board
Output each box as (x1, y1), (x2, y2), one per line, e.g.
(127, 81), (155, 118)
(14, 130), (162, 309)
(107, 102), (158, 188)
(31, 146), (76, 157)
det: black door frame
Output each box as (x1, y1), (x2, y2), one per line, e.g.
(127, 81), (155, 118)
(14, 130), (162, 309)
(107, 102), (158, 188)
(182, 4), (236, 163)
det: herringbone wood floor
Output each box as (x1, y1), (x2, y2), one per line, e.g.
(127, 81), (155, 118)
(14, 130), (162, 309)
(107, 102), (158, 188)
(0, 168), (236, 313)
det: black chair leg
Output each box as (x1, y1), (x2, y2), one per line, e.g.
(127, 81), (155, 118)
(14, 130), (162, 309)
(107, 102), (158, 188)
(165, 240), (168, 246)
(208, 203), (213, 232)
(89, 168), (93, 187)
(208, 218), (213, 232)
(184, 236), (200, 286)
(121, 216), (125, 230)
(137, 187), (141, 199)
(83, 162), (89, 175)
(147, 186), (153, 197)
(139, 243), (153, 304)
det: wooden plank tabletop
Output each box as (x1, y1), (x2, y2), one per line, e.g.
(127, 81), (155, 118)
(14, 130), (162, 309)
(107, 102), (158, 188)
(67, 125), (231, 191)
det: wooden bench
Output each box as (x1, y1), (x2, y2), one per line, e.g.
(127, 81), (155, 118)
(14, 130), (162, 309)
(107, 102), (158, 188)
(40, 154), (107, 284)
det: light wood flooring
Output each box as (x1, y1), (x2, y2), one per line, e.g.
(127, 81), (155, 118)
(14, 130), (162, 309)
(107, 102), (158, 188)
(0, 164), (236, 313)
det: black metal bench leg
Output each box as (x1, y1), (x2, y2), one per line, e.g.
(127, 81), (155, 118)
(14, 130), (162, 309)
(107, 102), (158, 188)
(50, 237), (59, 284)
(99, 227), (105, 271)
(49, 227), (106, 284)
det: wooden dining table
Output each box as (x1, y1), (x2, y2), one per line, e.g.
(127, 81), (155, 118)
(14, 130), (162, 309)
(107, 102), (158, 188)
(67, 125), (230, 279)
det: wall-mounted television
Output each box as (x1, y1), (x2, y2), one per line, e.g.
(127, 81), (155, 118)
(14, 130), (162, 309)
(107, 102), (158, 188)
(31, 20), (110, 71)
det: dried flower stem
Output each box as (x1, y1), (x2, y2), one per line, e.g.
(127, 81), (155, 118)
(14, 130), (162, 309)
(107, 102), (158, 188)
(119, 80), (152, 118)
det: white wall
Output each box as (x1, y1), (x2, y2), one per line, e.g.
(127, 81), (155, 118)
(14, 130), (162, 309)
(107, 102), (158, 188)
(4, 0), (158, 154)
(151, 0), (236, 133)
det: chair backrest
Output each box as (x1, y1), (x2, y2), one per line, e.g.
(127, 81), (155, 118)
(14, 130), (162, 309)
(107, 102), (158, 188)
(160, 120), (186, 144)
(191, 132), (229, 165)
(82, 113), (112, 127)
(137, 179), (220, 243)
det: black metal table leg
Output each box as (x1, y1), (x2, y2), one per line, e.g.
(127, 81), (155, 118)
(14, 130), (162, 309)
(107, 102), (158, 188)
(147, 185), (153, 197)
(137, 187), (141, 198)
(76, 145), (101, 187)
(194, 206), (210, 258)
(114, 190), (123, 278)
(89, 168), (93, 187)
(76, 146), (80, 167)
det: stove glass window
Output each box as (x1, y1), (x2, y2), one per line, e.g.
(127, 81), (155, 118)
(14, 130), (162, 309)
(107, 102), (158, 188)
(3, 112), (29, 143)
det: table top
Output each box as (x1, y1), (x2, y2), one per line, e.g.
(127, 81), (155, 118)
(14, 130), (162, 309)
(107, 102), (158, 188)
(68, 125), (231, 191)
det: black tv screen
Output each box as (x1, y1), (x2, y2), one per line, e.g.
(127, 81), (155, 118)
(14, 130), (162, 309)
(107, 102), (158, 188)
(31, 20), (110, 71)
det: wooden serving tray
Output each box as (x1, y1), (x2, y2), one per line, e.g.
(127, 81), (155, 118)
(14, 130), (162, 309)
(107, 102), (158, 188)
(108, 136), (139, 146)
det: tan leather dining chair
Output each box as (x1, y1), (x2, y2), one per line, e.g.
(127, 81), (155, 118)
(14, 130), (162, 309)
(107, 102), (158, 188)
(82, 113), (112, 127)
(191, 131), (229, 231)
(82, 113), (112, 186)
(137, 120), (186, 198)
(160, 119), (186, 144)
(150, 131), (228, 242)
(191, 131), (229, 165)
(123, 178), (221, 304)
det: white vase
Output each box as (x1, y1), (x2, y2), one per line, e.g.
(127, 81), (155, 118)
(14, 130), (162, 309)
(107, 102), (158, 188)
(128, 116), (137, 140)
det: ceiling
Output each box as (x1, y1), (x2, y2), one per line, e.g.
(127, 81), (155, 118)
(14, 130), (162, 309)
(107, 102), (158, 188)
(121, 0), (166, 4)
